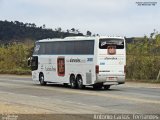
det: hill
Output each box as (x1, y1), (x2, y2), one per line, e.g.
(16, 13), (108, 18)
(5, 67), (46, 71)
(0, 20), (83, 43)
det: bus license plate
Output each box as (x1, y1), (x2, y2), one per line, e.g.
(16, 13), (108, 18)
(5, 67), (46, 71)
(106, 77), (117, 81)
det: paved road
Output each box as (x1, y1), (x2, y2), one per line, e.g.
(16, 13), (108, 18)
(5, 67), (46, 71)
(0, 75), (160, 116)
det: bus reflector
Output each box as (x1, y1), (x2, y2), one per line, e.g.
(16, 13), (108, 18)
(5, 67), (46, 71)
(96, 65), (99, 74)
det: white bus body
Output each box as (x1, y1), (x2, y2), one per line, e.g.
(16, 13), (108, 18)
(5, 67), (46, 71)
(30, 36), (126, 89)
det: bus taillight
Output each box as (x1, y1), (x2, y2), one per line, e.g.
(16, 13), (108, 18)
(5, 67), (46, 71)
(96, 65), (99, 74)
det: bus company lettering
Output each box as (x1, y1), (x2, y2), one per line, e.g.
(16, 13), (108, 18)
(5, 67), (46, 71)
(45, 66), (56, 71)
(66, 58), (86, 63)
(70, 58), (81, 62)
(105, 57), (117, 60)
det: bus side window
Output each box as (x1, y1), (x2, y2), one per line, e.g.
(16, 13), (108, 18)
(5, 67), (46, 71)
(57, 57), (65, 76)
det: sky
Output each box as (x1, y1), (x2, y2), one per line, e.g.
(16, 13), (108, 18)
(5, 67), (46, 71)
(0, 0), (159, 37)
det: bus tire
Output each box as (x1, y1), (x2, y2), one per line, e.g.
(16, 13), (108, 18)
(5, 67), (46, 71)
(77, 76), (84, 89)
(93, 83), (103, 90)
(39, 73), (46, 86)
(104, 85), (110, 90)
(70, 75), (77, 89)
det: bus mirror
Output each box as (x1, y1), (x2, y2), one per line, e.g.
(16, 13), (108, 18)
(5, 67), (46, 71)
(27, 57), (31, 67)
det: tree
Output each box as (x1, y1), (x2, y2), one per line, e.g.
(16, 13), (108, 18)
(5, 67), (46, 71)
(42, 24), (46, 29)
(86, 31), (92, 36)
(71, 28), (75, 33)
(0, 20), (84, 43)
(55, 27), (62, 32)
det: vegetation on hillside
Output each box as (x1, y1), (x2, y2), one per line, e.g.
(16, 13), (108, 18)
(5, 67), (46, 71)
(127, 31), (160, 81)
(0, 20), (83, 43)
(0, 43), (33, 74)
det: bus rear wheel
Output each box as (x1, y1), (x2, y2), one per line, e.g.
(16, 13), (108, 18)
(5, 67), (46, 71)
(77, 76), (84, 89)
(70, 75), (77, 89)
(104, 85), (110, 90)
(39, 73), (46, 86)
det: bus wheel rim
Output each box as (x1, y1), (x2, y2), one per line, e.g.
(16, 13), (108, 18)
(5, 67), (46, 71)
(78, 78), (83, 88)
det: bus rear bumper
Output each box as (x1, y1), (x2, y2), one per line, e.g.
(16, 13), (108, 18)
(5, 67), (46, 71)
(95, 75), (125, 85)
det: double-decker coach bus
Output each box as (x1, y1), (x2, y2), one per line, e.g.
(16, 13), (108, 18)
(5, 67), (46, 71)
(29, 36), (126, 89)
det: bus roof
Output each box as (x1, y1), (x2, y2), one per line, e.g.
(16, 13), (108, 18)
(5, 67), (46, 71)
(37, 36), (96, 42)
(37, 36), (124, 42)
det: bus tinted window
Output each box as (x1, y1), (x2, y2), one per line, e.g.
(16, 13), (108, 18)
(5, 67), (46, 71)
(35, 40), (94, 55)
(99, 39), (124, 49)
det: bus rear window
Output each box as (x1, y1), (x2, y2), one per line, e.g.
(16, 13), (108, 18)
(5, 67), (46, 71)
(99, 38), (124, 49)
